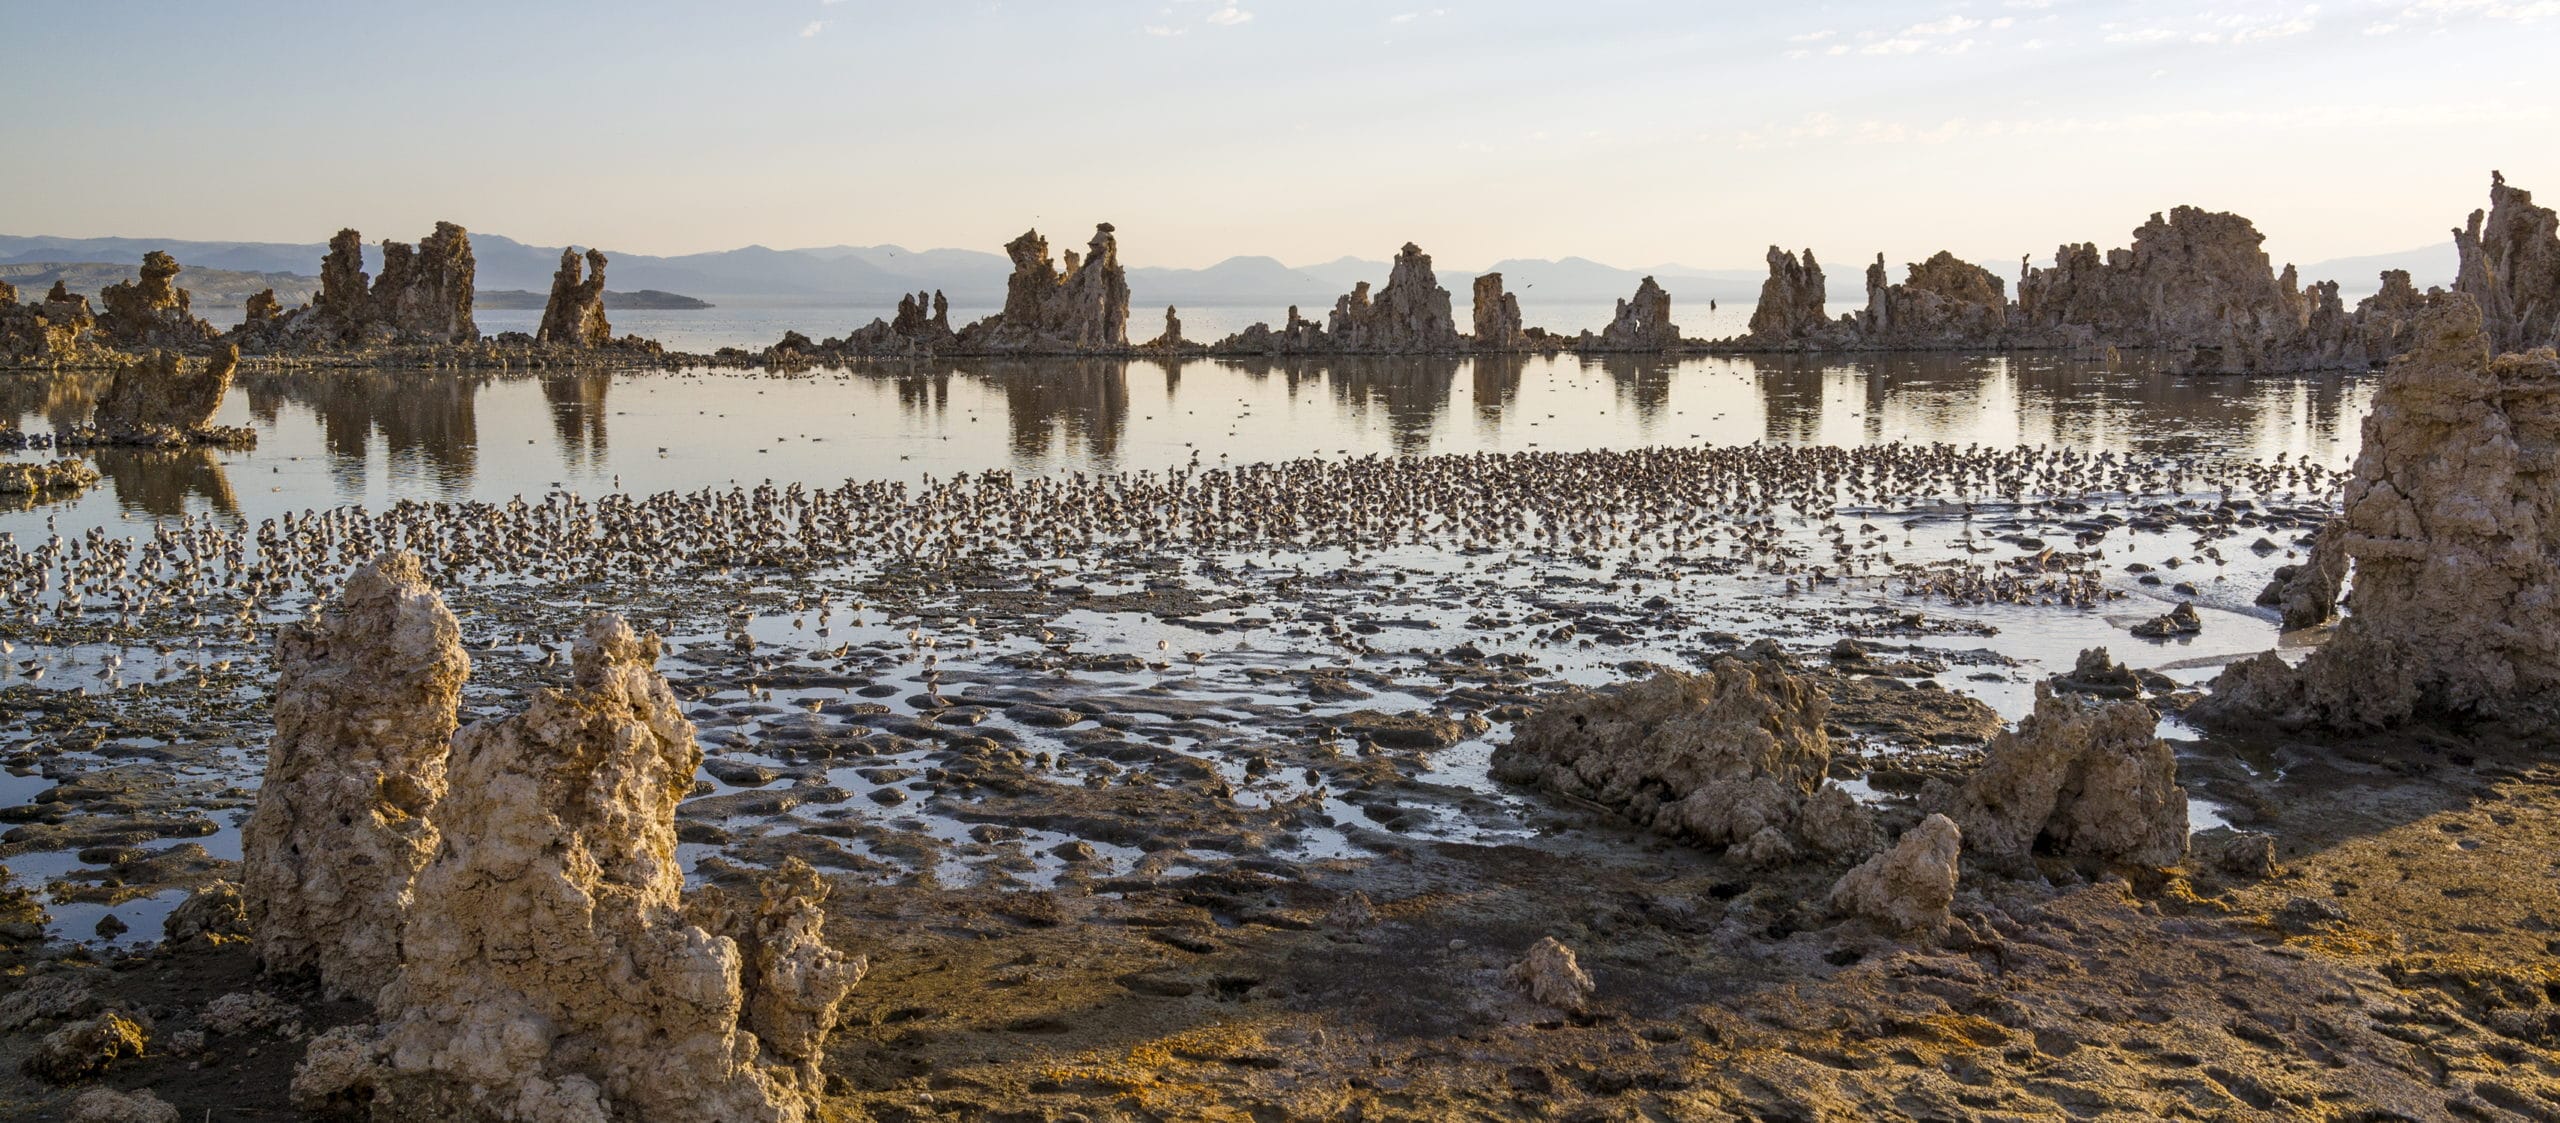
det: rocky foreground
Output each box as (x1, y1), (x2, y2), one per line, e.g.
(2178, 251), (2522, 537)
(8, 173), (2558, 380)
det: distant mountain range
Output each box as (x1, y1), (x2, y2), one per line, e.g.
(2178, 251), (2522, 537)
(0, 231), (2458, 314)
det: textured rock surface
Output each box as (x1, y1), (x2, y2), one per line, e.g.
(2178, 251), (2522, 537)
(537, 248), (613, 348)
(2202, 295), (2560, 731)
(238, 288), (286, 334)
(314, 228), (374, 331)
(1591, 276), (1679, 351)
(1326, 243), (1462, 353)
(837, 289), (957, 355)
(1471, 273), (1524, 350)
(1860, 252), (2007, 346)
(2454, 171), (2560, 353)
(964, 224), (1131, 351)
(92, 345), (237, 439)
(1827, 814), (1961, 937)
(163, 879), (250, 948)
(1506, 936), (1595, 1011)
(1747, 247), (1829, 342)
(371, 222), (479, 343)
(320, 615), (859, 1123)
(96, 251), (219, 350)
(68, 1086), (181, 1123)
(288, 224), (482, 346)
(2352, 269), (2452, 360)
(2257, 523), (2346, 631)
(0, 458), (101, 497)
(1944, 681), (2188, 868)
(0, 280), (103, 363)
(1492, 656), (1862, 855)
(2014, 206), (2362, 372)
(241, 553), (467, 999)
(23, 1013), (149, 1082)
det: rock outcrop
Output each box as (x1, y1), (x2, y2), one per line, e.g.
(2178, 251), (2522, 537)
(0, 458), (101, 499)
(68, 1087), (180, 1123)
(1941, 679), (2188, 868)
(89, 345), (239, 443)
(1491, 655), (1873, 860)
(1505, 937), (1595, 1011)
(1746, 247), (1828, 342)
(1210, 243), (1463, 355)
(537, 248), (613, 348)
(1325, 243), (1462, 352)
(241, 553), (467, 1000)
(0, 281), (104, 364)
(962, 224), (1131, 351)
(1827, 814), (1961, 937)
(371, 221), (478, 343)
(2256, 523), (2347, 631)
(1471, 273), (1524, 351)
(1146, 305), (1188, 350)
(2454, 171), (2560, 353)
(835, 289), (957, 355)
(1588, 276), (1679, 351)
(2201, 295), (2560, 731)
(96, 251), (219, 350)
(2351, 269), (2452, 360)
(302, 615), (861, 1122)
(1859, 252), (2007, 346)
(279, 224), (482, 347)
(2011, 206), (2364, 372)
(314, 228), (374, 330)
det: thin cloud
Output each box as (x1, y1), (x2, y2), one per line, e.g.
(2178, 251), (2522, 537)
(1207, 5), (1253, 26)
(797, 19), (827, 38)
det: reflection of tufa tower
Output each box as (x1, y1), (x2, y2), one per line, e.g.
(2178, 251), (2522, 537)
(1325, 357), (1460, 456)
(987, 359), (1129, 470)
(90, 447), (239, 517)
(289, 370), (482, 494)
(544, 372), (612, 468)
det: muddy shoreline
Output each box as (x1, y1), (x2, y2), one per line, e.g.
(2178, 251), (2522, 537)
(7, 423), (2559, 1119)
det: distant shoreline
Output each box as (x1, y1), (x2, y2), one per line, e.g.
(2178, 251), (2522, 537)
(474, 288), (713, 311)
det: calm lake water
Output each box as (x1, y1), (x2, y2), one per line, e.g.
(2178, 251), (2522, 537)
(199, 299), (1787, 356)
(3, 351), (2371, 541)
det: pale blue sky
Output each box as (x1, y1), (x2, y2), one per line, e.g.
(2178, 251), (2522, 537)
(3, 0), (2553, 271)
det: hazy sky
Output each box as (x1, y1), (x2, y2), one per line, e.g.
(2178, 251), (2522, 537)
(3, 1), (2553, 272)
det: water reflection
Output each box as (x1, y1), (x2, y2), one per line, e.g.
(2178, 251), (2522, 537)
(1734, 351), (2362, 460)
(988, 360), (1129, 469)
(543, 373), (611, 468)
(90, 447), (237, 517)
(1, 352), (2376, 539)
(242, 371), (484, 492)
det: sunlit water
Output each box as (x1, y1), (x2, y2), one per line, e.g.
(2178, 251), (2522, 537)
(2, 351), (2370, 539)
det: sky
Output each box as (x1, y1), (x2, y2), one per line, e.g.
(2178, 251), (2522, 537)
(2, 0), (2554, 273)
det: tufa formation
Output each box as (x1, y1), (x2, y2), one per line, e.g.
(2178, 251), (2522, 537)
(2202, 294), (2560, 732)
(240, 554), (469, 1000)
(1940, 677), (2189, 869)
(95, 251), (219, 350)
(1490, 653), (1876, 862)
(283, 614), (861, 1122)
(537, 248), (613, 348)
(2454, 170), (2560, 353)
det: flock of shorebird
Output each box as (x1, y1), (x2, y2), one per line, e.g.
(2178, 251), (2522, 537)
(0, 442), (2345, 660)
